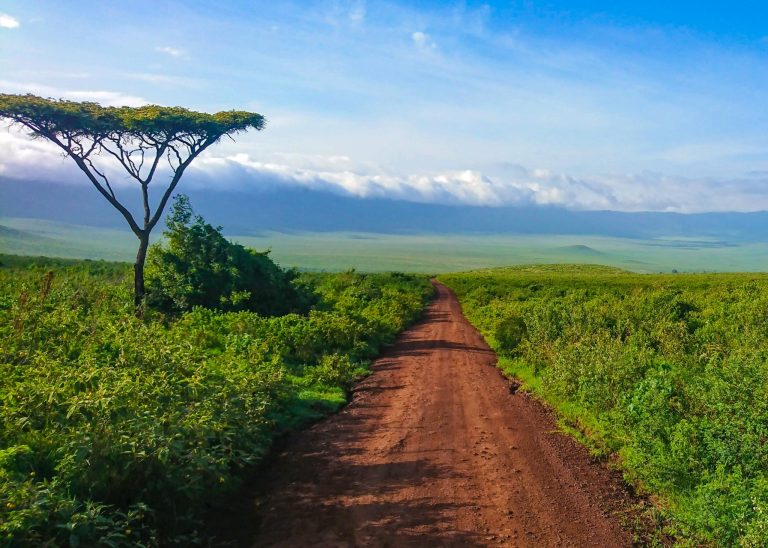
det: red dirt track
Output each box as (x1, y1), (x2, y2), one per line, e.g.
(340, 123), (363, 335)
(213, 282), (637, 547)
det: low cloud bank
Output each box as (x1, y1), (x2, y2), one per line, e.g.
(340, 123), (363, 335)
(188, 152), (768, 213)
(1, 130), (767, 214)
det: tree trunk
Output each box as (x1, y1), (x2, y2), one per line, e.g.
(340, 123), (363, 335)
(134, 232), (150, 316)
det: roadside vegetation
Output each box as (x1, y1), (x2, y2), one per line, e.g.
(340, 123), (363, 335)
(0, 202), (432, 546)
(441, 265), (768, 546)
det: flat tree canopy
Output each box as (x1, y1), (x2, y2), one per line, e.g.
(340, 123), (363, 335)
(0, 93), (265, 310)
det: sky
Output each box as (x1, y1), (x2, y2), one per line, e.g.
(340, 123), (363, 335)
(1, 0), (768, 213)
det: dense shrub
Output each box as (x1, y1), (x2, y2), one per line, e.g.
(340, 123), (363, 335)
(146, 195), (307, 315)
(441, 265), (768, 545)
(494, 315), (527, 353)
(0, 255), (432, 545)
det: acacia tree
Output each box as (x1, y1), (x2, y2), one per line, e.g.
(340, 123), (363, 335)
(0, 94), (264, 312)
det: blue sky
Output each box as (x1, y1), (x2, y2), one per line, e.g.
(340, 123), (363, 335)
(2, 1), (768, 212)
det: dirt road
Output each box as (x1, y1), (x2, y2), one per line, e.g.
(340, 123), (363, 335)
(213, 282), (636, 547)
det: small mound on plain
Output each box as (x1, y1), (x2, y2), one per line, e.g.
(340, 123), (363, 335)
(556, 244), (605, 255)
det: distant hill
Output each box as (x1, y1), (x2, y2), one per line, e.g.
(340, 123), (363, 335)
(556, 244), (605, 256)
(0, 224), (33, 239)
(0, 222), (59, 248)
(3, 176), (768, 242)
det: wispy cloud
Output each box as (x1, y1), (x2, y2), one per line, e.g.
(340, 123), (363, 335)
(123, 72), (199, 87)
(322, 0), (366, 27)
(0, 80), (148, 107)
(451, 3), (491, 35)
(0, 13), (19, 29)
(65, 90), (148, 107)
(411, 31), (436, 53)
(155, 45), (185, 57)
(349, 1), (365, 24)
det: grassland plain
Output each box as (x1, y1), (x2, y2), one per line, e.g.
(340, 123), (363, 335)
(440, 265), (768, 546)
(0, 254), (432, 545)
(6, 217), (768, 273)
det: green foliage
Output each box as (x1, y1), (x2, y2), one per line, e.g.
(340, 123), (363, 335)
(145, 196), (306, 315)
(302, 354), (363, 392)
(494, 315), (527, 354)
(0, 256), (432, 545)
(440, 265), (768, 545)
(0, 94), (264, 140)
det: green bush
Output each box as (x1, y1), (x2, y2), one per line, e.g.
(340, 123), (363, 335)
(145, 195), (307, 315)
(494, 315), (527, 354)
(303, 353), (362, 391)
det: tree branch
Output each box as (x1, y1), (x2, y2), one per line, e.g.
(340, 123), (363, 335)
(20, 121), (144, 236)
(83, 156), (116, 199)
(145, 142), (168, 185)
(99, 138), (143, 182)
(147, 136), (216, 231)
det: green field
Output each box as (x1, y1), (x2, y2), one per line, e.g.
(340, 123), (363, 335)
(4, 217), (768, 273)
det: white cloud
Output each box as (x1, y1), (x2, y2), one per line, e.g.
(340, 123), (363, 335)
(123, 72), (199, 87)
(181, 151), (768, 213)
(0, 13), (19, 29)
(155, 46), (185, 57)
(189, 152), (508, 204)
(412, 31), (437, 53)
(0, 80), (148, 107)
(63, 90), (148, 107)
(0, 131), (81, 182)
(322, 0), (366, 27)
(349, 1), (365, 24)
